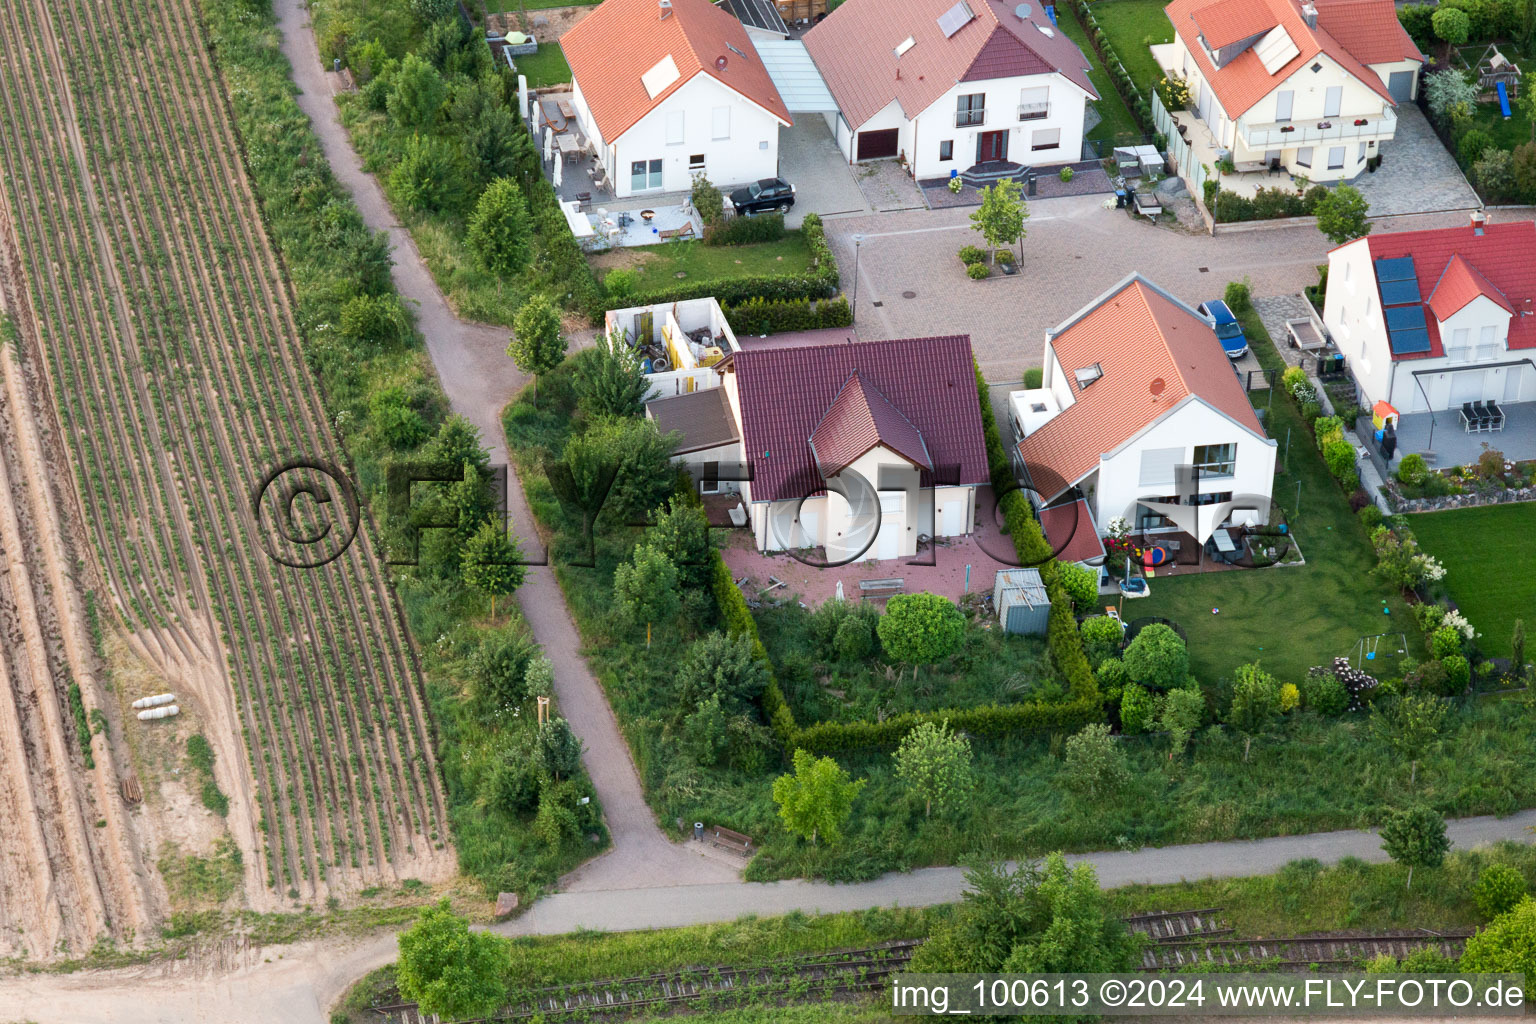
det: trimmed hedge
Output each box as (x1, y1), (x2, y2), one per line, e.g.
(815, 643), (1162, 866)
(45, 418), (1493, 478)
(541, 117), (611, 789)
(723, 295), (852, 336)
(618, 213), (839, 310)
(705, 212), (787, 246)
(717, 365), (1102, 754)
(1072, 0), (1155, 135)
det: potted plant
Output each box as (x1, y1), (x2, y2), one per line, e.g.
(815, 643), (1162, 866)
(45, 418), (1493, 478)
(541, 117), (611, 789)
(1059, 166), (1075, 183)
(948, 176), (964, 194)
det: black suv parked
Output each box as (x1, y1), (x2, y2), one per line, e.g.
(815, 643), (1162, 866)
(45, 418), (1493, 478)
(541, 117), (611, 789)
(729, 177), (796, 216)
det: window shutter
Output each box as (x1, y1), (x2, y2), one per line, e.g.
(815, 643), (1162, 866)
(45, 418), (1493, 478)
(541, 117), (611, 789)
(666, 110), (685, 145)
(711, 106), (730, 139)
(1139, 447), (1183, 487)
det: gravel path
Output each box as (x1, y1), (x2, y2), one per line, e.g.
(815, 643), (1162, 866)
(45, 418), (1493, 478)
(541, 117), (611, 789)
(274, 0), (738, 893)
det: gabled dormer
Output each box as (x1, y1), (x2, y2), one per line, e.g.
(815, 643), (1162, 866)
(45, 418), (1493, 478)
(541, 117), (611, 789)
(1428, 254), (1514, 362)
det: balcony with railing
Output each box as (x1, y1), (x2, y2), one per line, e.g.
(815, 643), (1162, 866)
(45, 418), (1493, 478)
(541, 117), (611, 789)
(1239, 107), (1396, 148)
(1017, 101), (1049, 121)
(956, 107), (987, 128)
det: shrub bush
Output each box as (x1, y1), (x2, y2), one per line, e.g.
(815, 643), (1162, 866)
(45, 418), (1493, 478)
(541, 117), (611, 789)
(1323, 439), (1358, 482)
(967, 262), (991, 280)
(1279, 682), (1300, 712)
(1122, 624), (1188, 691)
(1024, 367), (1044, 389)
(1441, 654), (1471, 692)
(1059, 166), (1075, 183)
(1458, 128), (1495, 168)
(1431, 625), (1463, 660)
(1397, 452), (1429, 486)
(1120, 684), (1158, 735)
(1223, 280), (1252, 313)
(958, 245), (987, 265)
(1359, 504), (1383, 530)
(1301, 672), (1349, 716)
(1080, 616), (1124, 664)
(722, 295), (852, 335)
(691, 174), (724, 225)
(1475, 864), (1529, 921)
(704, 212), (786, 246)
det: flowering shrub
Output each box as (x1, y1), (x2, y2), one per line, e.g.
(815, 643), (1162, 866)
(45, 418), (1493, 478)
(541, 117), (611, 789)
(1442, 609), (1478, 641)
(1308, 657), (1377, 712)
(1279, 682), (1300, 712)
(1156, 74), (1192, 110)
(1370, 525), (1446, 590)
(1282, 365), (1317, 405)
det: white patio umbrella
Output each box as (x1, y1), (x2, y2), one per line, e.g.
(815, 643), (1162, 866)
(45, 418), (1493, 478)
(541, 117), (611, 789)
(552, 157), (562, 189)
(835, 580), (845, 602)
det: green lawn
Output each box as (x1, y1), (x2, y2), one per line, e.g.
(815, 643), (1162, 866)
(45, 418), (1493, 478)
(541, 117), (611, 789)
(488, 0), (599, 11)
(512, 43), (571, 87)
(1092, 0), (1174, 98)
(1056, 9), (1143, 145)
(591, 231), (813, 288)
(1410, 505), (1536, 659)
(1138, 305), (1423, 684)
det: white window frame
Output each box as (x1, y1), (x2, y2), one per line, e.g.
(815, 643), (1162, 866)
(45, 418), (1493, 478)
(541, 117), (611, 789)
(1193, 442), (1237, 478)
(1275, 89), (1294, 121)
(1327, 145), (1345, 170)
(1031, 126), (1061, 151)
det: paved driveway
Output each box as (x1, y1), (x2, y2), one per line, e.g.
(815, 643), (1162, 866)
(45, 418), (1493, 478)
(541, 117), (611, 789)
(777, 117), (869, 225)
(1353, 105), (1479, 219)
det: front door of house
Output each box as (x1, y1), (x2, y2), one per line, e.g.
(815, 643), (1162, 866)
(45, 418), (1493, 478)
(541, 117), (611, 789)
(978, 130), (1008, 164)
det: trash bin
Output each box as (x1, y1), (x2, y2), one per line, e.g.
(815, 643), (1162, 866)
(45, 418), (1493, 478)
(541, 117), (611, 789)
(1026, 170), (1037, 197)
(1115, 189), (1128, 209)
(693, 822), (704, 841)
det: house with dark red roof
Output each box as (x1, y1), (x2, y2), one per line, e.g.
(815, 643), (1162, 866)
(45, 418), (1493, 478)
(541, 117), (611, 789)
(1155, 0), (1422, 182)
(1323, 216), (1536, 454)
(801, 0), (1097, 183)
(647, 332), (990, 557)
(560, 0), (791, 198)
(1010, 274), (1276, 547)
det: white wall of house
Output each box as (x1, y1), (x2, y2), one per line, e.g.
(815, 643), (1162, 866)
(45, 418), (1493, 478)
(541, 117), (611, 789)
(909, 73), (1089, 177)
(1093, 398), (1275, 541)
(1169, 35), (1396, 181)
(1325, 242), (1535, 412)
(576, 72), (786, 198)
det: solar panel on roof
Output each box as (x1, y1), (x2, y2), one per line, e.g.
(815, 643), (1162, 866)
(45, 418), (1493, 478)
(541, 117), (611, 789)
(1388, 329), (1431, 355)
(1379, 278), (1422, 306)
(938, 0), (975, 37)
(1374, 257), (1416, 282)
(1384, 305), (1426, 332)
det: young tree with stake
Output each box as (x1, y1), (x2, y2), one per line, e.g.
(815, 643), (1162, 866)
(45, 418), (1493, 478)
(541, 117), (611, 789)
(1380, 805), (1450, 890)
(772, 748), (864, 847)
(461, 520), (525, 620)
(613, 543), (679, 645)
(893, 720), (974, 818)
(969, 178), (1028, 264)
(509, 296), (567, 405)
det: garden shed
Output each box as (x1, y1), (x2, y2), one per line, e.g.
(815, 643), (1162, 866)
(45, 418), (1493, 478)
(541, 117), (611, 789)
(993, 568), (1050, 636)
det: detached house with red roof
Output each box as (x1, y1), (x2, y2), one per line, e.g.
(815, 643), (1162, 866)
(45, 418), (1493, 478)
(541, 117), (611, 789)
(1010, 275), (1276, 546)
(648, 334), (990, 558)
(1323, 216), (1536, 451)
(560, 0), (792, 198)
(1156, 0), (1423, 182)
(802, 0), (1098, 182)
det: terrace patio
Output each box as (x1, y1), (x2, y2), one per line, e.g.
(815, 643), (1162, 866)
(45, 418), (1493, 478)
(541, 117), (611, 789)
(1373, 400), (1536, 470)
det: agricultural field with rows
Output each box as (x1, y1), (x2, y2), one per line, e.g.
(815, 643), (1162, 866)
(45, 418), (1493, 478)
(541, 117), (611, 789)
(0, 0), (452, 936)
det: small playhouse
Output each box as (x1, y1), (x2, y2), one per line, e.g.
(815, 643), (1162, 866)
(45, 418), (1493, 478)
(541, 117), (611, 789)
(993, 568), (1050, 636)
(1474, 45), (1522, 115)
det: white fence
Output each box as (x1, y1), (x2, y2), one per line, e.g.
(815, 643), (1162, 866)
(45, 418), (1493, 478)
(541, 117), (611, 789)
(1152, 91), (1211, 202)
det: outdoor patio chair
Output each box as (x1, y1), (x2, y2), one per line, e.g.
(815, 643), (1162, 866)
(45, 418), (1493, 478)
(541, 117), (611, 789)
(1473, 401), (1495, 432)
(1486, 400), (1506, 431)
(1268, 158), (1282, 175)
(1461, 402), (1481, 432)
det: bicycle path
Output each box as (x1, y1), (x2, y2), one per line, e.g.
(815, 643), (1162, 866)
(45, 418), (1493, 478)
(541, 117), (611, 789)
(273, 0), (737, 892)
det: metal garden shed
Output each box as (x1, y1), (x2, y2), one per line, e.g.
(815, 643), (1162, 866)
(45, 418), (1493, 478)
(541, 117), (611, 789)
(993, 568), (1050, 636)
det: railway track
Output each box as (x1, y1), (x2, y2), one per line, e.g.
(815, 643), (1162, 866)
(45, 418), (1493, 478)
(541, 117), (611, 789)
(372, 912), (1473, 1023)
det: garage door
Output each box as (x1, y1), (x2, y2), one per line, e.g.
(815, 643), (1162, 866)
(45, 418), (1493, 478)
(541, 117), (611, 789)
(856, 128), (899, 161)
(1388, 70), (1415, 102)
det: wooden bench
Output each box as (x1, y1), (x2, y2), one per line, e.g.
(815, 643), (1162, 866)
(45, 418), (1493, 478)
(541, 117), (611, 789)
(859, 577), (904, 600)
(711, 826), (753, 857)
(658, 221), (696, 241)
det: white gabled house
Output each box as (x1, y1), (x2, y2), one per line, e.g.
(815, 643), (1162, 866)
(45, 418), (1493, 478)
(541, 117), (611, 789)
(1010, 275), (1276, 547)
(1156, 0), (1423, 181)
(1323, 216), (1536, 439)
(802, 0), (1098, 183)
(560, 0), (792, 197)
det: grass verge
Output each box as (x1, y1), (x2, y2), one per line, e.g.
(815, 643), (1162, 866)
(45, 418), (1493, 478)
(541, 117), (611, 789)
(1410, 504), (1536, 659)
(1091, 0), (1174, 99)
(1055, 9), (1144, 145)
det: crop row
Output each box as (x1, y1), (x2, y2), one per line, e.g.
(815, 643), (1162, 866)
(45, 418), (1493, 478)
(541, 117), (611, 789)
(0, 0), (447, 897)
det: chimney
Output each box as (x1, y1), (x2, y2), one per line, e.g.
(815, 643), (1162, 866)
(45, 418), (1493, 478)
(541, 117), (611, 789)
(1301, 2), (1317, 28)
(659, 0), (672, 19)
(1471, 210), (1487, 234)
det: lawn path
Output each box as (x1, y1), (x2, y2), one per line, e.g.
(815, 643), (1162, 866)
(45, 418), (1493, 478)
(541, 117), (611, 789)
(273, 0), (739, 892)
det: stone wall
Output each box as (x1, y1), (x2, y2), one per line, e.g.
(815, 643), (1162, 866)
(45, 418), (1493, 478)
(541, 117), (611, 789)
(1392, 484), (1536, 514)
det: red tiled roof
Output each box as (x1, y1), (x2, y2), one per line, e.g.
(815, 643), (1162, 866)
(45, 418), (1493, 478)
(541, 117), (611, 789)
(560, 0), (791, 143)
(1359, 221), (1536, 361)
(1192, 0), (1280, 50)
(732, 336), (989, 504)
(1312, 0), (1425, 64)
(1428, 254), (1514, 321)
(1039, 498), (1106, 564)
(809, 370), (933, 476)
(802, 0), (1095, 132)
(1165, 0), (1397, 117)
(1016, 278), (1265, 498)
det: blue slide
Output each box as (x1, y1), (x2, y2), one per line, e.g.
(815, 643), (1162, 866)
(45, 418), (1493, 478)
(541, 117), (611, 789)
(1497, 80), (1512, 119)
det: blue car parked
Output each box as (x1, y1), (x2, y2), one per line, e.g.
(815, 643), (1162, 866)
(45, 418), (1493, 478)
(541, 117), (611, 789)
(1198, 300), (1248, 359)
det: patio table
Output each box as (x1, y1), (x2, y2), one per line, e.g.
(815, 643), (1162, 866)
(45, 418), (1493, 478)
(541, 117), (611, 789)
(1213, 529), (1236, 555)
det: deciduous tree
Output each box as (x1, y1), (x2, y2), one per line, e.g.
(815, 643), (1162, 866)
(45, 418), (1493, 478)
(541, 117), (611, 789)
(467, 178), (532, 279)
(613, 543), (679, 644)
(537, 717), (583, 780)
(1369, 692), (1447, 789)
(1460, 897), (1536, 1000)
(893, 720), (974, 818)
(461, 520), (526, 619)
(1379, 805), (1450, 890)
(388, 53), (447, 131)
(676, 631), (767, 717)
(1228, 662), (1281, 761)
(647, 497), (712, 588)
(1122, 623), (1189, 690)
(1313, 185), (1372, 246)
(772, 748), (864, 847)
(1159, 686), (1205, 759)
(877, 593), (966, 679)
(396, 901), (507, 1019)
(509, 296), (567, 404)
(574, 330), (650, 418)
(1060, 723), (1129, 800)
(969, 178), (1028, 262)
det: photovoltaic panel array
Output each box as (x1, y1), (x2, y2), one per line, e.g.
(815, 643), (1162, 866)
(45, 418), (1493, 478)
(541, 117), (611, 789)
(1374, 256), (1430, 355)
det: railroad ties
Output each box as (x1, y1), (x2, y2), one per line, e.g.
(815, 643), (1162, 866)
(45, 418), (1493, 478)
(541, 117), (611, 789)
(1140, 931), (1475, 971)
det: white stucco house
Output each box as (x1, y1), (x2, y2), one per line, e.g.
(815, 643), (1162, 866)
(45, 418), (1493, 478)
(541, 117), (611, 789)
(1324, 216), (1536, 432)
(646, 329), (991, 557)
(1010, 275), (1276, 547)
(802, 0), (1098, 183)
(1156, 0), (1423, 182)
(560, 0), (792, 198)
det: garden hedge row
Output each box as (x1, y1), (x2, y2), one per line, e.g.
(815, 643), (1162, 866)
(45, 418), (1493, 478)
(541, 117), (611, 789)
(713, 366), (1101, 755)
(617, 213), (840, 311)
(1072, 0), (1155, 135)
(722, 295), (853, 336)
(705, 212), (787, 246)
(1202, 181), (1330, 224)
